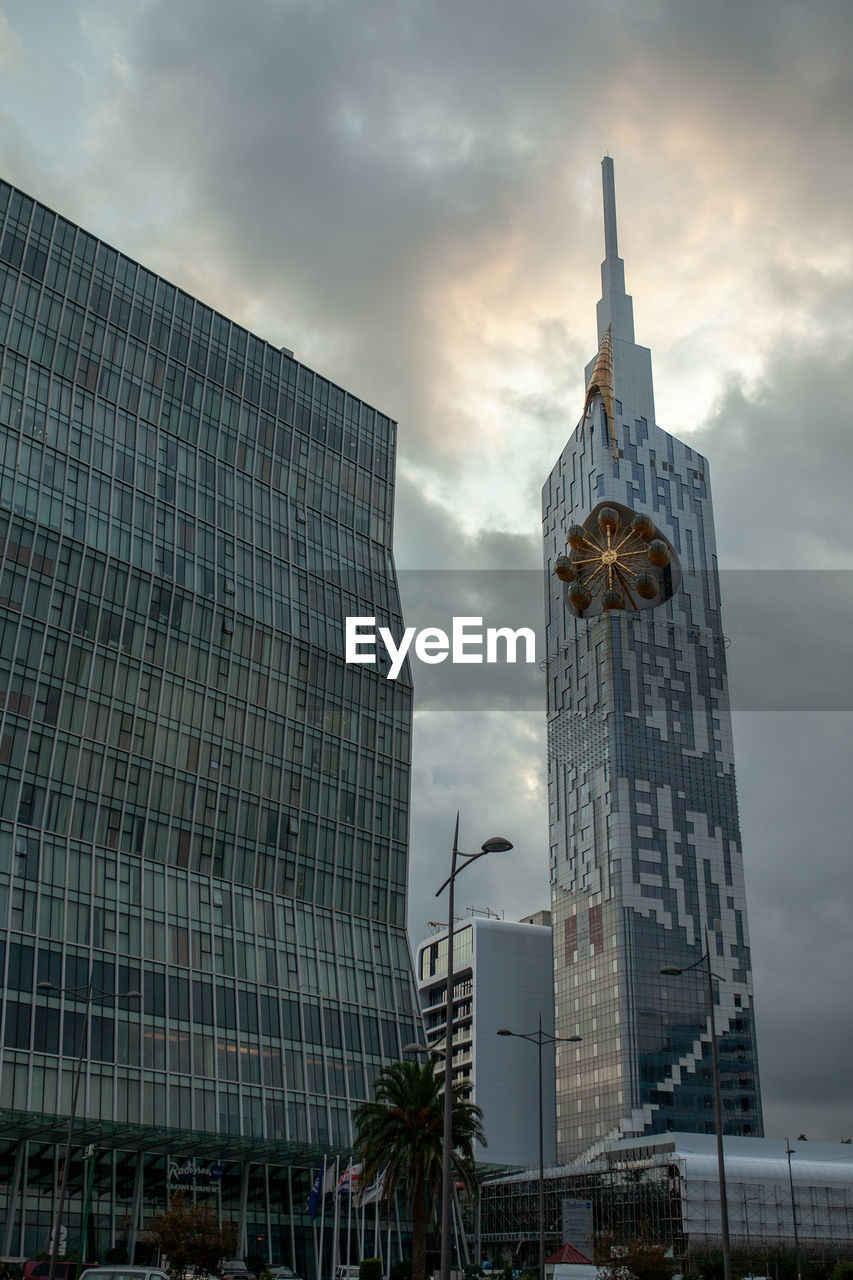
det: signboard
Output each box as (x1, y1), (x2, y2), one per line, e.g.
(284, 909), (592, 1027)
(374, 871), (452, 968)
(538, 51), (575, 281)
(561, 1198), (594, 1256)
(49, 1226), (67, 1254)
(168, 1159), (223, 1194)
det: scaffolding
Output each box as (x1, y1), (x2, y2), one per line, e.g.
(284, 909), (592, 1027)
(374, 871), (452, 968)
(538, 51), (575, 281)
(477, 1159), (680, 1265)
(475, 1136), (853, 1269)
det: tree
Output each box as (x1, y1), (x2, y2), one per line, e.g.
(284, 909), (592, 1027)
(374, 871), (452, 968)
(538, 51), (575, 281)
(596, 1231), (673, 1280)
(353, 1058), (485, 1280)
(146, 1194), (238, 1279)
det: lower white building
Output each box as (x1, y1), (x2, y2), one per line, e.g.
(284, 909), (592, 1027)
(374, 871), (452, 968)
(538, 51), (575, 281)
(638, 1132), (853, 1252)
(479, 1132), (853, 1262)
(416, 910), (555, 1167)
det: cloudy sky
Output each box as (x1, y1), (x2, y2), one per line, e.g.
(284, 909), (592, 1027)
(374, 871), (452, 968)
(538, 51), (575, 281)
(2, 0), (852, 1142)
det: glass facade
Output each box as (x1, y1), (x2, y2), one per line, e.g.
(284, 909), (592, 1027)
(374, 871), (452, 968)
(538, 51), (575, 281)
(542, 160), (762, 1162)
(0, 178), (419, 1262)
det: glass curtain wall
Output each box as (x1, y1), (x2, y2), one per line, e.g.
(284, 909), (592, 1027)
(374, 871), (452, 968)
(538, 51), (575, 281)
(0, 178), (419, 1264)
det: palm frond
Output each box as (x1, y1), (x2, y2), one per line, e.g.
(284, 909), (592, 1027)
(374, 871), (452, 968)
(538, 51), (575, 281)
(353, 1057), (486, 1212)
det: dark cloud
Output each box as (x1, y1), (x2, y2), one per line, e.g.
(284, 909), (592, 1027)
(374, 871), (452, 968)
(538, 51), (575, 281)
(406, 707), (549, 948)
(733, 713), (853, 1141)
(393, 472), (541, 572)
(689, 322), (853, 1142)
(694, 340), (853, 569)
(90, 0), (606, 463)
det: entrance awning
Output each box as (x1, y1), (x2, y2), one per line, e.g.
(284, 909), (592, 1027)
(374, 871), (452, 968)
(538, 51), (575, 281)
(0, 1107), (347, 1169)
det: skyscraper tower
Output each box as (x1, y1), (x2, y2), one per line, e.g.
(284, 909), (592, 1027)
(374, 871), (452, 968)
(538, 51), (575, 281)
(0, 177), (419, 1263)
(542, 160), (763, 1162)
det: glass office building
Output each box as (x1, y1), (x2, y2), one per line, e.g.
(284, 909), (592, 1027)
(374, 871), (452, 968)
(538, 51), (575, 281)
(0, 178), (419, 1264)
(542, 160), (762, 1162)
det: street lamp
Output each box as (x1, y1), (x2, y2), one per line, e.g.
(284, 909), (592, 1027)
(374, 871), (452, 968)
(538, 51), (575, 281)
(785, 1140), (802, 1280)
(436, 815), (513, 1280)
(403, 1042), (443, 1058)
(660, 927), (731, 1280)
(497, 1015), (581, 1280)
(38, 978), (141, 1280)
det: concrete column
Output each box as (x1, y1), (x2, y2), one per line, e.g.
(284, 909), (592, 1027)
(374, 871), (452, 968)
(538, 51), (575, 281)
(2, 1140), (26, 1256)
(238, 1162), (251, 1258)
(127, 1153), (145, 1264)
(287, 1167), (297, 1271)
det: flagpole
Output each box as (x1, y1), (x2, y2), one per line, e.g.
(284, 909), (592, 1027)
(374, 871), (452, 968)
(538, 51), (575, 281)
(345, 1160), (353, 1273)
(317, 1156), (327, 1280)
(358, 1194), (365, 1260)
(393, 1193), (403, 1267)
(332, 1157), (341, 1278)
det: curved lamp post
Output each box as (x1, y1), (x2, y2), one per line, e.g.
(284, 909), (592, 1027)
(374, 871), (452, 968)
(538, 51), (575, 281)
(436, 816), (513, 1280)
(38, 979), (141, 1280)
(497, 1017), (581, 1280)
(660, 927), (731, 1280)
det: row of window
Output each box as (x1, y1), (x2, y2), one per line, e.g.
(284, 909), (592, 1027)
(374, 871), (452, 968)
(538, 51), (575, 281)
(0, 1049), (370, 1145)
(0, 974), (412, 1050)
(0, 509), (407, 712)
(0, 187), (393, 475)
(0, 359), (393, 551)
(0, 489), (411, 905)
(0, 831), (415, 981)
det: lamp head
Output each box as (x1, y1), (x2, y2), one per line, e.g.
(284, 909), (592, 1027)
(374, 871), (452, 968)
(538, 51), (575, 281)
(660, 966), (683, 976)
(497, 1028), (514, 1037)
(480, 836), (513, 854)
(37, 981), (55, 991)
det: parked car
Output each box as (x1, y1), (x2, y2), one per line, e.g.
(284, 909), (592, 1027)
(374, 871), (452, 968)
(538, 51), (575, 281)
(220, 1264), (250, 1280)
(24, 1265), (77, 1280)
(269, 1268), (301, 1280)
(78, 1269), (168, 1280)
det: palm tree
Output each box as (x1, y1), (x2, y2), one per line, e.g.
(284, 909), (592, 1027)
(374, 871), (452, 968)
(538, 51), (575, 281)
(353, 1057), (485, 1280)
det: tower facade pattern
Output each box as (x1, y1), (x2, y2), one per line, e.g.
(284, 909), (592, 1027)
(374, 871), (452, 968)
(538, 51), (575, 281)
(0, 178), (419, 1258)
(542, 161), (763, 1162)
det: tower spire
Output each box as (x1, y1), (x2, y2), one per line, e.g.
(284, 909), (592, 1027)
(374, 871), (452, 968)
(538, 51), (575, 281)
(584, 157), (656, 437)
(602, 155), (618, 259)
(596, 156), (634, 345)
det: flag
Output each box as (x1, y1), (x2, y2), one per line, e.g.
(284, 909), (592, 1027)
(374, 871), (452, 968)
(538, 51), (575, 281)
(336, 1160), (362, 1199)
(308, 1165), (324, 1220)
(357, 1168), (386, 1206)
(308, 1155), (336, 1219)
